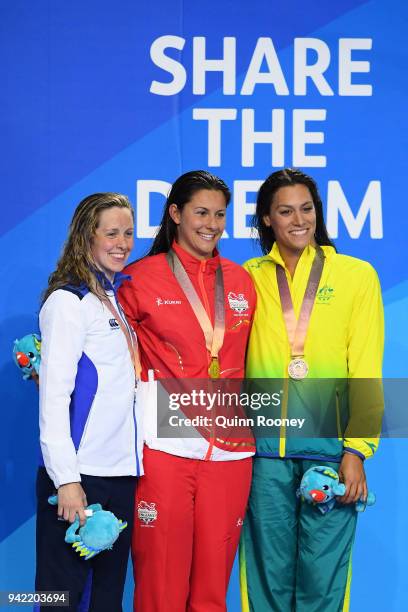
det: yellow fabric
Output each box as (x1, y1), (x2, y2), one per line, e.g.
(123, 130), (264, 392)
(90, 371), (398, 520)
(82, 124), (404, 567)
(342, 554), (353, 612)
(239, 539), (250, 612)
(244, 243), (384, 459)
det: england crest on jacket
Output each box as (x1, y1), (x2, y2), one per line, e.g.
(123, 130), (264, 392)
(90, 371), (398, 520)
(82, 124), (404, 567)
(138, 501), (158, 526)
(228, 292), (249, 314)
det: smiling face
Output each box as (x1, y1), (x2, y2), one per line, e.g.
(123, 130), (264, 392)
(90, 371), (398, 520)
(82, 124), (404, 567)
(91, 207), (134, 280)
(169, 189), (227, 260)
(263, 184), (317, 257)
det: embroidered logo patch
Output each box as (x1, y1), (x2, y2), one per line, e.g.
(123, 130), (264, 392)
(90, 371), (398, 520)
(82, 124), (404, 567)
(317, 285), (335, 303)
(228, 292), (249, 313)
(236, 517), (244, 527)
(109, 318), (120, 329)
(138, 501), (158, 526)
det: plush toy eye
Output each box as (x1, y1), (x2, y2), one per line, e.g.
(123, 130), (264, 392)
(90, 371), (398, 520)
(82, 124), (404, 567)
(28, 352), (35, 359)
(322, 485), (329, 491)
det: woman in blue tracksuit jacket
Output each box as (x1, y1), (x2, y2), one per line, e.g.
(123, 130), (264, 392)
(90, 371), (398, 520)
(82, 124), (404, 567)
(35, 193), (143, 611)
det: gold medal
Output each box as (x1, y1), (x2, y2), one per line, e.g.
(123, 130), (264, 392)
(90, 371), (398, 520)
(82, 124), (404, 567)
(208, 357), (220, 379)
(288, 358), (309, 380)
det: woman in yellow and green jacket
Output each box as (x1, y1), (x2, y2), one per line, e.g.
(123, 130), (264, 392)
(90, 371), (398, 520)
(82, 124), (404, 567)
(239, 168), (384, 612)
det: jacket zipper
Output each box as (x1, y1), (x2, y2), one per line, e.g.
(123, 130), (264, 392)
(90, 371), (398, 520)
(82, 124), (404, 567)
(198, 259), (212, 319)
(279, 268), (293, 458)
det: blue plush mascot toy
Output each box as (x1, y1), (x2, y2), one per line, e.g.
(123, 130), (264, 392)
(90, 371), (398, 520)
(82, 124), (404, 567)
(297, 465), (376, 514)
(48, 496), (127, 560)
(13, 333), (41, 380)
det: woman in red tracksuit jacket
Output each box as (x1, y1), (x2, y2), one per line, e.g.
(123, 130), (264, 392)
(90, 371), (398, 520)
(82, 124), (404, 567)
(119, 170), (256, 612)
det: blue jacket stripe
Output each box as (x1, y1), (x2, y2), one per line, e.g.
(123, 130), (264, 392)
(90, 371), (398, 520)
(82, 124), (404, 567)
(70, 353), (98, 450)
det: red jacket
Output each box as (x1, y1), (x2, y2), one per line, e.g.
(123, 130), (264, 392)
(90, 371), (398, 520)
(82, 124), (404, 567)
(119, 243), (256, 460)
(119, 242), (256, 381)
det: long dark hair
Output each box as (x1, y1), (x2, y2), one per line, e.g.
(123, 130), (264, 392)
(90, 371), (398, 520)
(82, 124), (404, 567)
(254, 168), (336, 255)
(43, 193), (133, 302)
(148, 170), (231, 256)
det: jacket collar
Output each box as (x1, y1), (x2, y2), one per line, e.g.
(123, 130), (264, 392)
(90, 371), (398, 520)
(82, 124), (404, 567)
(267, 242), (335, 269)
(171, 240), (221, 274)
(94, 269), (131, 294)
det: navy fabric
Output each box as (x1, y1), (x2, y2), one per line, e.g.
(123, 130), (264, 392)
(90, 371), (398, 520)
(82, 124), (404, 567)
(94, 270), (131, 296)
(61, 285), (89, 300)
(59, 270), (130, 301)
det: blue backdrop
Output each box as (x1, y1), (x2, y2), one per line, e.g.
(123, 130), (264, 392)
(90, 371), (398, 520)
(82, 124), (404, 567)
(1, 1), (407, 609)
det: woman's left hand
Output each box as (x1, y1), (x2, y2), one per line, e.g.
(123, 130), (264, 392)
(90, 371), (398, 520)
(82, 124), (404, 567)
(337, 453), (367, 504)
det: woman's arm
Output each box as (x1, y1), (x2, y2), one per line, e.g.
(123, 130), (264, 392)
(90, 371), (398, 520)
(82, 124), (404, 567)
(343, 262), (384, 459)
(339, 263), (384, 503)
(39, 289), (88, 522)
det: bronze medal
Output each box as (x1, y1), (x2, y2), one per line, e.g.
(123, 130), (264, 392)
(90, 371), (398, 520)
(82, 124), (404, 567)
(276, 247), (325, 381)
(288, 357), (309, 380)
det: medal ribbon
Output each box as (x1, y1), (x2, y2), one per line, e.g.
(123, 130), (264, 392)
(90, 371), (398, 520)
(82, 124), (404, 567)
(276, 246), (324, 358)
(102, 296), (142, 380)
(166, 250), (225, 369)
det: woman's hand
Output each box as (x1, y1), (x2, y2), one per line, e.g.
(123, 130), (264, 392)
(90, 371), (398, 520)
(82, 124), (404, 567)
(337, 453), (367, 504)
(57, 482), (88, 525)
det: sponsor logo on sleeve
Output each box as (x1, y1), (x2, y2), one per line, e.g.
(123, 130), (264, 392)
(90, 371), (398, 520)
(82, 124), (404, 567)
(156, 297), (182, 306)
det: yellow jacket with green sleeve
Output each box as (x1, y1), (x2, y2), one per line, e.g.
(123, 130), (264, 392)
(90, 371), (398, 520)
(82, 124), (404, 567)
(243, 243), (384, 462)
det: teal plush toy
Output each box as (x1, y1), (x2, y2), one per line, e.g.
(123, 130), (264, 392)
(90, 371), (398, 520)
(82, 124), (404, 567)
(48, 495), (127, 560)
(13, 333), (41, 380)
(297, 465), (376, 514)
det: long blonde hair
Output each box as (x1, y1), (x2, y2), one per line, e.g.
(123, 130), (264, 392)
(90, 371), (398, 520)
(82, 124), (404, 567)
(43, 193), (134, 303)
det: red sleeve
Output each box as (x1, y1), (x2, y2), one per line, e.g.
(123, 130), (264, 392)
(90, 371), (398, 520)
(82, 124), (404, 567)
(118, 267), (139, 332)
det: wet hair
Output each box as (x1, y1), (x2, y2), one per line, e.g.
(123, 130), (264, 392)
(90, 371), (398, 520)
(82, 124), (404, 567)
(43, 192), (133, 302)
(147, 170), (230, 256)
(254, 168), (336, 254)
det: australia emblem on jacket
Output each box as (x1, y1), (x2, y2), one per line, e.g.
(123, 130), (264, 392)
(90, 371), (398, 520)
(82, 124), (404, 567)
(228, 292), (249, 313)
(138, 501), (158, 526)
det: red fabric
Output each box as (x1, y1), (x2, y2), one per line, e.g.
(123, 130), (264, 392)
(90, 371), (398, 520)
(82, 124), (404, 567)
(133, 447), (252, 611)
(119, 243), (256, 381)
